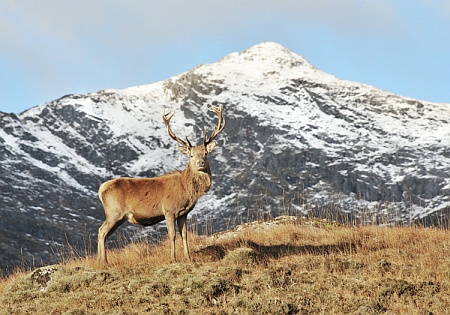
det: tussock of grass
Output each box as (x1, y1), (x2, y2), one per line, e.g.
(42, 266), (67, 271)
(1, 217), (450, 314)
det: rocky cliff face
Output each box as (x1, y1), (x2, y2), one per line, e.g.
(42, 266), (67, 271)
(1, 42), (449, 273)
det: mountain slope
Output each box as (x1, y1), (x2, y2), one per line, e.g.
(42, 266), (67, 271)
(1, 42), (449, 272)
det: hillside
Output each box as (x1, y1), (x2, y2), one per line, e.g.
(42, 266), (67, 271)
(1, 41), (449, 273)
(1, 217), (449, 314)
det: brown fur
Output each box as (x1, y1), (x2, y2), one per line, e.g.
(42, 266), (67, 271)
(97, 143), (216, 263)
(98, 104), (224, 263)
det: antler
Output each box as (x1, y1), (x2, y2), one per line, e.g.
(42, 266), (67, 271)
(203, 104), (225, 146)
(162, 110), (192, 148)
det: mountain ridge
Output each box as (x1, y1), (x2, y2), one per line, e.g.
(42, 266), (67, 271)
(1, 41), (449, 273)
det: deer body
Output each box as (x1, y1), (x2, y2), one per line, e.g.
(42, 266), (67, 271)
(97, 105), (224, 263)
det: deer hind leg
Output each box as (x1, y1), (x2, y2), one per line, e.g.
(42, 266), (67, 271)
(97, 217), (125, 263)
(177, 214), (191, 262)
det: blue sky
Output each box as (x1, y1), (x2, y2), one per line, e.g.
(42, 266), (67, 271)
(1, 1), (450, 113)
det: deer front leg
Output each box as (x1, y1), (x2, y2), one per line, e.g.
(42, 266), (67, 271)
(177, 214), (191, 262)
(165, 214), (177, 262)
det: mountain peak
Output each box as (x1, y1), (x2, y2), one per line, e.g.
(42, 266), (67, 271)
(244, 42), (314, 68)
(226, 42), (313, 67)
(201, 42), (316, 82)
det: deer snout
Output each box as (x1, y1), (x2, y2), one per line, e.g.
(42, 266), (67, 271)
(196, 160), (206, 169)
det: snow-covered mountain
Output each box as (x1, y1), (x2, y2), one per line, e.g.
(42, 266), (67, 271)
(1, 42), (449, 272)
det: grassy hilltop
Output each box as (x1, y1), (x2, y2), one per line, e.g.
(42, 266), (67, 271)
(1, 216), (450, 314)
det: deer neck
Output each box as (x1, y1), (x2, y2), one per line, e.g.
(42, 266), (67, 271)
(182, 163), (212, 198)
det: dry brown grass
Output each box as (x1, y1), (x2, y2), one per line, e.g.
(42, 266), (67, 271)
(1, 217), (450, 314)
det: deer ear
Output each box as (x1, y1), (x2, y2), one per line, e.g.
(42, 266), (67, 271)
(206, 140), (217, 153)
(179, 146), (190, 156)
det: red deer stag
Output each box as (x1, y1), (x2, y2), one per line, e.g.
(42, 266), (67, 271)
(97, 104), (225, 263)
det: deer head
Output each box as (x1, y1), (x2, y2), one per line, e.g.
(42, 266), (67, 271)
(162, 104), (225, 172)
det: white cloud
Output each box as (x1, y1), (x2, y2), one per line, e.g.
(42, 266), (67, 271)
(261, 1), (403, 37)
(1, 1), (404, 47)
